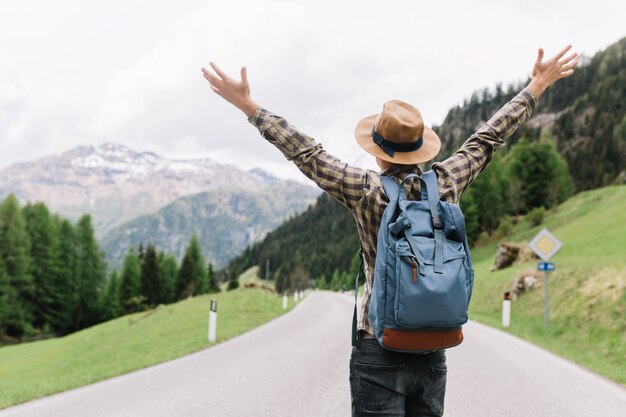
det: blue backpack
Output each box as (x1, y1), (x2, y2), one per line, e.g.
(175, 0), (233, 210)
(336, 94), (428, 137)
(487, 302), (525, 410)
(352, 170), (474, 352)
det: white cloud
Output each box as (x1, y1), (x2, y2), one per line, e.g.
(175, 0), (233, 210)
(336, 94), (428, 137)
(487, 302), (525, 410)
(0, 0), (625, 182)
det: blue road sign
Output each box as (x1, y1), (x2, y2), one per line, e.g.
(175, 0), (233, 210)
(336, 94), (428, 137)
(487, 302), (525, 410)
(537, 262), (556, 271)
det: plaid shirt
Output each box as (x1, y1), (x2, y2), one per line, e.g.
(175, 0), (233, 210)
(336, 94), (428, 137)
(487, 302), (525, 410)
(248, 88), (538, 335)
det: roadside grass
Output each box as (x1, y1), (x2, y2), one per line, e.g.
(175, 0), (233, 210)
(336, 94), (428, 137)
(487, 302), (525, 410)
(468, 185), (626, 384)
(0, 269), (290, 408)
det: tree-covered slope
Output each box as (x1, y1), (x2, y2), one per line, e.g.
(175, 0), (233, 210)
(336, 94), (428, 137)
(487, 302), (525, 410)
(225, 193), (360, 287)
(100, 182), (319, 269)
(434, 36), (626, 191)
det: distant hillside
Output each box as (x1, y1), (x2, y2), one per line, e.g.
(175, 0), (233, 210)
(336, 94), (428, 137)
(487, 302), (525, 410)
(101, 182), (319, 269)
(0, 143), (312, 236)
(225, 193), (360, 285)
(434, 36), (626, 191)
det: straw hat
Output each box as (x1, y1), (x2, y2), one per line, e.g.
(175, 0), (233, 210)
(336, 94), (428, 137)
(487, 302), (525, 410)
(355, 100), (441, 164)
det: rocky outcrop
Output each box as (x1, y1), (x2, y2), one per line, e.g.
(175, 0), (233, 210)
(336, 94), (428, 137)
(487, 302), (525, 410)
(490, 242), (537, 271)
(510, 269), (543, 299)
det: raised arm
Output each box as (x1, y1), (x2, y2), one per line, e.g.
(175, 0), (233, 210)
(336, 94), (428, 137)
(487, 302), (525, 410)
(433, 45), (578, 197)
(201, 63), (367, 211)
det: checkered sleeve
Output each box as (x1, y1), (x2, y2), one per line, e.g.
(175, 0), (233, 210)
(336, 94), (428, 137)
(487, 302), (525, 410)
(433, 88), (538, 197)
(248, 106), (368, 211)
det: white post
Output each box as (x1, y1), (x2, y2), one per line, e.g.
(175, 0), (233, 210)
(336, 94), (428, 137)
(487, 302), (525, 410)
(543, 267), (549, 329)
(282, 292), (288, 310)
(208, 299), (218, 343)
(294, 290), (299, 303)
(502, 292), (511, 328)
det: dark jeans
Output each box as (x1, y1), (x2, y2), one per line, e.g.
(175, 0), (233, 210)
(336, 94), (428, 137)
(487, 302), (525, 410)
(349, 338), (447, 416)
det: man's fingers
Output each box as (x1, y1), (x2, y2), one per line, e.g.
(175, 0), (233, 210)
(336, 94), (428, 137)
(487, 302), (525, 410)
(536, 48), (544, 65)
(561, 60), (578, 71)
(209, 62), (230, 82)
(210, 85), (224, 96)
(560, 69), (575, 78)
(201, 68), (223, 86)
(241, 66), (248, 85)
(559, 52), (577, 65)
(201, 71), (219, 86)
(553, 44), (572, 61)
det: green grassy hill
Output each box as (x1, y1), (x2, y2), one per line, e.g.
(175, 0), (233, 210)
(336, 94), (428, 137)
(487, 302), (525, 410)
(0, 272), (292, 408)
(468, 185), (626, 384)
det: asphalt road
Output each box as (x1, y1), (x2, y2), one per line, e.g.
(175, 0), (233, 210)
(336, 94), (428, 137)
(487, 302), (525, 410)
(1, 291), (624, 417)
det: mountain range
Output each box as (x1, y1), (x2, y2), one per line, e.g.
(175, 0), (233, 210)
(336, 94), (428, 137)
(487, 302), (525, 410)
(0, 143), (318, 237)
(100, 182), (320, 269)
(0, 143), (320, 268)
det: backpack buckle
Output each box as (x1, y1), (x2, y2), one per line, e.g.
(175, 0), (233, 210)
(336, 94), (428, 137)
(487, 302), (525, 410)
(432, 215), (443, 229)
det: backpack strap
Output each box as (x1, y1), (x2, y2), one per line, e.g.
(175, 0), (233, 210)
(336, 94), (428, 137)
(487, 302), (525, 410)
(421, 171), (446, 274)
(381, 173), (421, 203)
(380, 176), (400, 203)
(351, 247), (365, 347)
(382, 171), (445, 273)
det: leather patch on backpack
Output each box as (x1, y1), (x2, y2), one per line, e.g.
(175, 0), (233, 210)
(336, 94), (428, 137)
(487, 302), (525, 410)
(382, 328), (464, 351)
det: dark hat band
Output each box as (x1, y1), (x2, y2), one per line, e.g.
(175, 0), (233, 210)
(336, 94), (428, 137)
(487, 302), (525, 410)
(372, 127), (423, 157)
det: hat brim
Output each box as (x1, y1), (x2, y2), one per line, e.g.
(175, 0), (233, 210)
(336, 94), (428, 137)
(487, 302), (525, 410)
(355, 114), (441, 164)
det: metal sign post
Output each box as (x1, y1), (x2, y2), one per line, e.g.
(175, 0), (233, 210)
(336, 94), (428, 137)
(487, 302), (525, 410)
(208, 299), (218, 343)
(537, 262), (556, 327)
(528, 228), (562, 329)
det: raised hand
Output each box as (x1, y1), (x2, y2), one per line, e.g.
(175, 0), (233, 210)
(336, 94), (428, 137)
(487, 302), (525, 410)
(201, 62), (258, 118)
(528, 45), (578, 99)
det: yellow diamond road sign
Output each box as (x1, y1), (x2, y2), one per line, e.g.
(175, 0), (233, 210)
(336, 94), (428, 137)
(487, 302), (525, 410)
(528, 228), (563, 261)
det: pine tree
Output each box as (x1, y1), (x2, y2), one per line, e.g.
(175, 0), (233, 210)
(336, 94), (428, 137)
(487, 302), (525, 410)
(459, 189), (481, 245)
(0, 256), (14, 335)
(330, 269), (342, 292)
(206, 262), (220, 293)
(177, 251), (195, 299)
(140, 244), (162, 307)
(0, 194), (34, 336)
(138, 242), (145, 263)
(463, 153), (509, 233)
(274, 266), (285, 294)
(226, 262), (239, 291)
(159, 253), (178, 304)
(55, 217), (77, 334)
(103, 270), (121, 320)
(176, 235), (207, 298)
(507, 137), (574, 213)
(120, 247), (142, 313)
(72, 214), (106, 329)
(316, 274), (327, 290)
(23, 202), (65, 332)
(346, 250), (362, 291)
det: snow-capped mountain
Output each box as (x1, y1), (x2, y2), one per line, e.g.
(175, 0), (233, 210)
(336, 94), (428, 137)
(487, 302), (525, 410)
(0, 143), (319, 237)
(69, 143), (220, 180)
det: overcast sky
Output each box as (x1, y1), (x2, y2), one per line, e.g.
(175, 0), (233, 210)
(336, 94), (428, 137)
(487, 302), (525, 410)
(1, 0), (624, 180)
